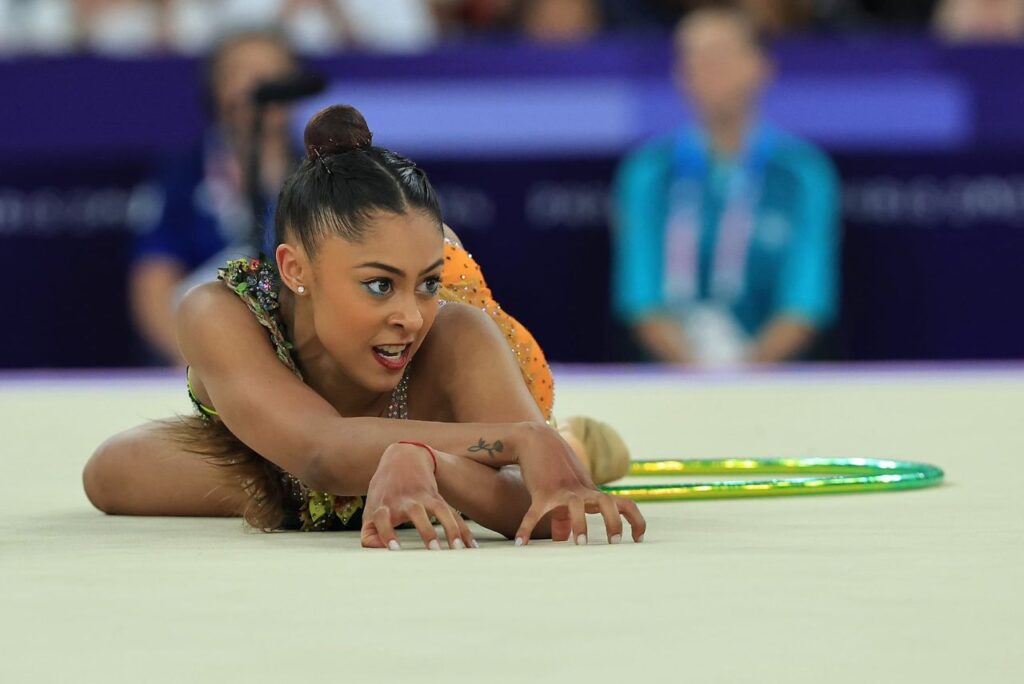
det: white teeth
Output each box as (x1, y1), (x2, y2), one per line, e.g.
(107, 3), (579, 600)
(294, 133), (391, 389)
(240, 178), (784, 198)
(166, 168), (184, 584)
(374, 344), (407, 359)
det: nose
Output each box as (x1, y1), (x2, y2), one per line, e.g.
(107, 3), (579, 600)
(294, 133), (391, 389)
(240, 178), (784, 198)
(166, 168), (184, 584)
(388, 293), (424, 334)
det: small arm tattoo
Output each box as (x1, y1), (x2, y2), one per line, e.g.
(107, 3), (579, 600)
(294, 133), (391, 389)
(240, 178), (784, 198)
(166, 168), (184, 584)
(468, 438), (504, 459)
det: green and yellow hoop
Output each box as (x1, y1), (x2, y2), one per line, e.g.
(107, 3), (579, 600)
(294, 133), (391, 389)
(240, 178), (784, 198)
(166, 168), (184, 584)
(601, 457), (944, 501)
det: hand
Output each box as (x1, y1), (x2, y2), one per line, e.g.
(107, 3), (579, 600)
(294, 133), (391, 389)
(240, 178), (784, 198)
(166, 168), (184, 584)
(361, 443), (477, 551)
(511, 424), (646, 546)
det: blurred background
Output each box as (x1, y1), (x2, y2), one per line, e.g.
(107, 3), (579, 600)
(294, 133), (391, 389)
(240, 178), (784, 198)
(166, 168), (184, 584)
(2, 0), (1023, 368)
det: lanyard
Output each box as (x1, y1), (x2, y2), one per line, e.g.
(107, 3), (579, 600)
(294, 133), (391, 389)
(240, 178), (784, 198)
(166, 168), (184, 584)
(663, 125), (774, 311)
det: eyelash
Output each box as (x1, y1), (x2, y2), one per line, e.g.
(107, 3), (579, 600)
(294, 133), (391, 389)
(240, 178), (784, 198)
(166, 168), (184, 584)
(420, 276), (441, 296)
(362, 278), (393, 296)
(362, 276), (441, 297)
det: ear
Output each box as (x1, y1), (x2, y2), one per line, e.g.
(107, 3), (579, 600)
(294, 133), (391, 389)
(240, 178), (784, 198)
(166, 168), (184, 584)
(276, 242), (311, 295)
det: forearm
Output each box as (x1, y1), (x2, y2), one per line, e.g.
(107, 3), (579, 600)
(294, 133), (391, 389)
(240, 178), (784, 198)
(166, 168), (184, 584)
(633, 316), (692, 364)
(434, 454), (548, 540)
(304, 417), (535, 495)
(130, 259), (186, 364)
(747, 316), (816, 364)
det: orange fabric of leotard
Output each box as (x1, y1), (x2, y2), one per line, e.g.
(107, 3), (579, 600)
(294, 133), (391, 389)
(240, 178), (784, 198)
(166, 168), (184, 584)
(439, 240), (554, 421)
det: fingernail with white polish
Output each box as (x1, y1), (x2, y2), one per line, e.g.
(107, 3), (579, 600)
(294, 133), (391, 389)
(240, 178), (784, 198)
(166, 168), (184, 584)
(388, 540), (401, 551)
(428, 539), (441, 551)
(514, 537), (525, 547)
(610, 534), (622, 544)
(453, 538), (466, 550)
(577, 534), (587, 545)
(471, 539), (480, 549)
(638, 534), (645, 543)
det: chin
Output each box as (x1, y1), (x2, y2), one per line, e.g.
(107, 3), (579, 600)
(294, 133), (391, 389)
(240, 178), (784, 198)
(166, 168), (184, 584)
(361, 357), (409, 392)
(366, 372), (402, 394)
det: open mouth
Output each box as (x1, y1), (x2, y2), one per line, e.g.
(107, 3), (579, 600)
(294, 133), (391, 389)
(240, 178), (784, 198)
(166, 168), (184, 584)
(372, 343), (412, 371)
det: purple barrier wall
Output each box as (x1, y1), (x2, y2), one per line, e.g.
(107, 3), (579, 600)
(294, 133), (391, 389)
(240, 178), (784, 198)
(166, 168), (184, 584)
(2, 36), (1023, 367)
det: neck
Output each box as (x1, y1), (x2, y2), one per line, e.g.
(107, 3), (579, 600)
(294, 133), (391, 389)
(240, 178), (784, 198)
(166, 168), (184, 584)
(280, 291), (391, 417)
(705, 112), (750, 157)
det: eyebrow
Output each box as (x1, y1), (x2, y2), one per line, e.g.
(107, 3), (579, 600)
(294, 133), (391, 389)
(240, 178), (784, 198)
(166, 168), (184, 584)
(356, 259), (444, 277)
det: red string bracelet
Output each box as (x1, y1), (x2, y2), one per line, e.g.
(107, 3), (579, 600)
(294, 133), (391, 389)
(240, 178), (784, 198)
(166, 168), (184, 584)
(398, 441), (438, 474)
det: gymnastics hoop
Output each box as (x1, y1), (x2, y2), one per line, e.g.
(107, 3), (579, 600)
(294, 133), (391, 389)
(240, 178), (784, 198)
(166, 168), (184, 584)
(600, 458), (944, 502)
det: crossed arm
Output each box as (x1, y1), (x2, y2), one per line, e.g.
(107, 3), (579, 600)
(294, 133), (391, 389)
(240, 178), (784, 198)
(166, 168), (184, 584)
(178, 283), (610, 540)
(634, 314), (816, 365)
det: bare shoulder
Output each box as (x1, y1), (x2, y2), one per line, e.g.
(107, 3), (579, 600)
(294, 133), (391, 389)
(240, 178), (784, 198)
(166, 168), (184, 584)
(176, 281), (270, 366)
(422, 302), (504, 358)
(178, 280), (233, 317)
(414, 302), (541, 423)
(414, 303), (504, 386)
(178, 282), (242, 337)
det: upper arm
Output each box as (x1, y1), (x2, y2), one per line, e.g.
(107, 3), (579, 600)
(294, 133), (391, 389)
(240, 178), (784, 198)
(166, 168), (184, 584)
(133, 165), (193, 265)
(130, 257), (185, 309)
(129, 257), (187, 361)
(177, 283), (340, 478)
(612, 146), (669, 323)
(418, 303), (545, 424)
(777, 152), (841, 327)
(129, 258), (185, 317)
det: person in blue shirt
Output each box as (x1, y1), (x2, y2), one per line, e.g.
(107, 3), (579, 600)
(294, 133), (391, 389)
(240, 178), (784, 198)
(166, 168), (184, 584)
(612, 5), (840, 367)
(131, 30), (300, 364)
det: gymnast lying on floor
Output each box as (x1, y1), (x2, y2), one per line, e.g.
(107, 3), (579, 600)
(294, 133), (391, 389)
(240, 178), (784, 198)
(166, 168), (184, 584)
(84, 104), (646, 550)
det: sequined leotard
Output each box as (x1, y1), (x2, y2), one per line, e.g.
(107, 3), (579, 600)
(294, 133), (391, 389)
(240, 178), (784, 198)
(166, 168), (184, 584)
(188, 239), (554, 531)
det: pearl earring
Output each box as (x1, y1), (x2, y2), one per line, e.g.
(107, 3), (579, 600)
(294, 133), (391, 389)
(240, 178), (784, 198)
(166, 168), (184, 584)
(297, 285), (306, 294)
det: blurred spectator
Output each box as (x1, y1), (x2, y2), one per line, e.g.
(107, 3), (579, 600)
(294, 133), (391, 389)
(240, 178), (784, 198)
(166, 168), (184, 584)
(599, 0), (678, 30)
(520, 0), (602, 41)
(857, 0), (936, 27)
(77, 0), (165, 54)
(170, 0), (439, 53)
(707, 0), (867, 35)
(0, 0), (76, 53)
(601, 0), (864, 34)
(0, 0), (440, 55)
(1, 0), (980, 54)
(432, 0), (519, 33)
(438, 0), (602, 40)
(611, 5), (840, 367)
(339, 0), (441, 50)
(130, 30), (299, 364)
(933, 0), (1024, 42)
(739, 0), (813, 34)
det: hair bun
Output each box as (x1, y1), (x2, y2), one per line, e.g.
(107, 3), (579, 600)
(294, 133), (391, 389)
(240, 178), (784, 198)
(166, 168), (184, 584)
(304, 105), (373, 160)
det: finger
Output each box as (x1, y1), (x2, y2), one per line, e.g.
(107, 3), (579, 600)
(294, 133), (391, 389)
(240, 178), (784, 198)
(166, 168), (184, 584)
(429, 501), (467, 550)
(514, 503), (548, 546)
(551, 510), (572, 543)
(596, 494), (624, 544)
(453, 509), (478, 549)
(408, 503), (442, 550)
(360, 521), (385, 548)
(616, 497), (647, 543)
(568, 495), (587, 545)
(372, 506), (401, 551)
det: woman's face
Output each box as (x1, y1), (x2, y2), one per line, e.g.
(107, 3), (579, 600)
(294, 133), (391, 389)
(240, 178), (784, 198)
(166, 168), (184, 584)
(674, 15), (766, 122)
(213, 36), (296, 138)
(307, 211), (444, 394)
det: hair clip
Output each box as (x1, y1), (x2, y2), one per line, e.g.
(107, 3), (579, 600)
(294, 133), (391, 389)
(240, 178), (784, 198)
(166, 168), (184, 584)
(312, 146), (333, 175)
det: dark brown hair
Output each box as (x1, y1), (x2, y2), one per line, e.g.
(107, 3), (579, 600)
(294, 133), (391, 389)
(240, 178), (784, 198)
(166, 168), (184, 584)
(161, 416), (287, 531)
(275, 104), (443, 258)
(168, 104), (443, 531)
